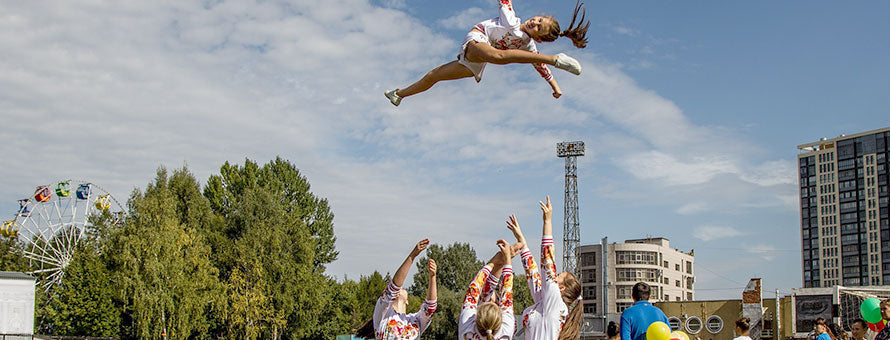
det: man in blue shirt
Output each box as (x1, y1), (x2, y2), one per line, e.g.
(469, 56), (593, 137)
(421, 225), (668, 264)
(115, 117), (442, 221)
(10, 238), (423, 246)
(620, 282), (670, 340)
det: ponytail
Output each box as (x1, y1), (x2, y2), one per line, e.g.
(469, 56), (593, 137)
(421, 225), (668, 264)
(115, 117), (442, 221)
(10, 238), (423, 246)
(538, 1), (590, 48)
(560, 0), (590, 48)
(475, 301), (502, 340)
(558, 271), (583, 340)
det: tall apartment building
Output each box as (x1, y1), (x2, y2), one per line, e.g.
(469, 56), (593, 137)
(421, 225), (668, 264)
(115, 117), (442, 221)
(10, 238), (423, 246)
(798, 127), (890, 288)
(577, 237), (695, 318)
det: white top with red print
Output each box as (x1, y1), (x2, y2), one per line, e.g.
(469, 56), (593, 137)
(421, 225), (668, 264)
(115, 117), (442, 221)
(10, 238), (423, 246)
(473, 0), (553, 81)
(517, 236), (568, 340)
(458, 264), (515, 340)
(372, 281), (437, 340)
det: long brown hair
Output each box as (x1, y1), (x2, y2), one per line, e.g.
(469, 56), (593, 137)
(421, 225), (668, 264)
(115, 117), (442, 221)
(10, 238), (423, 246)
(558, 271), (583, 340)
(539, 0), (591, 48)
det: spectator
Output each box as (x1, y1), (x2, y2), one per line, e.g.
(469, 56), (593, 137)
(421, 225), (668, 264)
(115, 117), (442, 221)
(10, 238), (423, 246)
(733, 317), (752, 340)
(619, 282), (669, 340)
(850, 319), (868, 340)
(814, 318), (836, 340)
(607, 321), (621, 340)
(875, 299), (890, 340)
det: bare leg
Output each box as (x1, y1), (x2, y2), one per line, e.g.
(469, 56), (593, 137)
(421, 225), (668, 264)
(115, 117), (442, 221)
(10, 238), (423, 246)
(397, 61), (475, 98)
(465, 41), (558, 65)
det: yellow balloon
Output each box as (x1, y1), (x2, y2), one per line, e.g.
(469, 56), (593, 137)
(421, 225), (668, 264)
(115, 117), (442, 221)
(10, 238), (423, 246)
(670, 331), (682, 340)
(676, 330), (690, 340)
(647, 322), (672, 340)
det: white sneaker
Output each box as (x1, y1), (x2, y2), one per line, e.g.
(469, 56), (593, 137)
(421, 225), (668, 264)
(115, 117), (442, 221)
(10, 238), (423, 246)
(554, 53), (582, 75)
(384, 89), (402, 107)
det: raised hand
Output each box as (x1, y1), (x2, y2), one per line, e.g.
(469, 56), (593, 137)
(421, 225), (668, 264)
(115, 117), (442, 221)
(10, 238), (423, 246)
(506, 214), (526, 245)
(539, 196), (552, 222)
(497, 239), (517, 260)
(411, 238), (431, 257)
(511, 241), (524, 254)
(428, 259), (437, 278)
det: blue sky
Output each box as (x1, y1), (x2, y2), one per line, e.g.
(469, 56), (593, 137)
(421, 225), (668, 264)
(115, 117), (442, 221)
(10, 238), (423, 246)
(0, 0), (888, 300)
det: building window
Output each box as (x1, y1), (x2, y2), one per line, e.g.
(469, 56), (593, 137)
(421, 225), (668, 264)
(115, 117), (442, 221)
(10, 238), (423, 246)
(686, 261), (692, 274)
(617, 285), (632, 299)
(676, 263), (681, 271)
(686, 316), (703, 334)
(583, 303), (596, 314)
(616, 251), (658, 265)
(676, 280), (681, 287)
(668, 317), (682, 331)
(706, 316), (724, 334)
(664, 260), (669, 268)
(617, 303), (632, 312)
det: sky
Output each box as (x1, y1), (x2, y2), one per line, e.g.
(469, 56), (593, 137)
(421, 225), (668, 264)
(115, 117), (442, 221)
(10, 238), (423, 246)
(1, 0), (888, 300)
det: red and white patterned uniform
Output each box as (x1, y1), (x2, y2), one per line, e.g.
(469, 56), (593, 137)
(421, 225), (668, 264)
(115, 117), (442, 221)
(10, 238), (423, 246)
(372, 281), (437, 340)
(457, 0), (554, 82)
(517, 236), (568, 340)
(458, 264), (515, 340)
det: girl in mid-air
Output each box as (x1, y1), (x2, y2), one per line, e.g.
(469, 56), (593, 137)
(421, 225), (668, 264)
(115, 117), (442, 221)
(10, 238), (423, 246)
(358, 238), (438, 340)
(384, 0), (590, 106)
(458, 239), (519, 340)
(508, 197), (583, 340)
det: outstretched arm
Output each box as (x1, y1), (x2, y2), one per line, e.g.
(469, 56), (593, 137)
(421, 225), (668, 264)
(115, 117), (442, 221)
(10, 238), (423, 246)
(393, 238), (429, 287)
(427, 259), (438, 302)
(548, 78), (562, 98)
(415, 259), (438, 334)
(541, 196), (553, 237)
(497, 239), (518, 334)
(481, 252), (504, 303)
(508, 214), (543, 302)
(497, 0), (521, 27)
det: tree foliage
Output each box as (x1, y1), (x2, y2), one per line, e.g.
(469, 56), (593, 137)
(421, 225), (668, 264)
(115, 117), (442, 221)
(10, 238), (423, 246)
(39, 241), (120, 336)
(105, 168), (225, 339)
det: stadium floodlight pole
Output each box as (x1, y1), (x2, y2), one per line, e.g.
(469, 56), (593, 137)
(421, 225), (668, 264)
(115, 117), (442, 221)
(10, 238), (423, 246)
(557, 141), (584, 277)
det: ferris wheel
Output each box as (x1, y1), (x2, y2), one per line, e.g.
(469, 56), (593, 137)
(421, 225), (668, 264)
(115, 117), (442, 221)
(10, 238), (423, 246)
(1, 180), (123, 289)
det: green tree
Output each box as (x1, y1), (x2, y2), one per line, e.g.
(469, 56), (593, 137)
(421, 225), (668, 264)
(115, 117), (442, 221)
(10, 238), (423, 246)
(39, 241), (120, 336)
(410, 243), (482, 294)
(203, 158), (336, 339)
(203, 157), (337, 273)
(0, 235), (28, 272)
(105, 167), (224, 339)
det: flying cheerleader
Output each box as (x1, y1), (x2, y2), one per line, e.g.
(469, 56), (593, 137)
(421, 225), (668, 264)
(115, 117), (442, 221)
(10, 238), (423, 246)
(384, 0), (590, 106)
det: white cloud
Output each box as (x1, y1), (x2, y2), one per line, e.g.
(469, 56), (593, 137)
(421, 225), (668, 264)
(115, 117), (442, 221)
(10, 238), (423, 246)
(612, 25), (640, 37)
(618, 151), (738, 186)
(693, 225), (744, 242)
(746, 244), (779, 261)
(438, 7), (487, 30)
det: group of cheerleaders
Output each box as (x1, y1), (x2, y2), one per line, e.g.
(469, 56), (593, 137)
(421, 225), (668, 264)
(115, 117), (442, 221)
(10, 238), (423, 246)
(357, 197), (582, 340)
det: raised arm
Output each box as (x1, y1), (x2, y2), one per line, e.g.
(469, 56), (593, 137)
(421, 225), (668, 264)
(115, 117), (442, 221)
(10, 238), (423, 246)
(497, 0), (521, 28)
(392, 238), (429, 288)
(414, 259), (438, 334)
(541, 196), (553, 237)
(481, 252), (504, 303)
(497, 239), (518, 335)
(540, 196), (558, 281)
(508, 214), (543, 302)
(427, 259), (438, 303)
